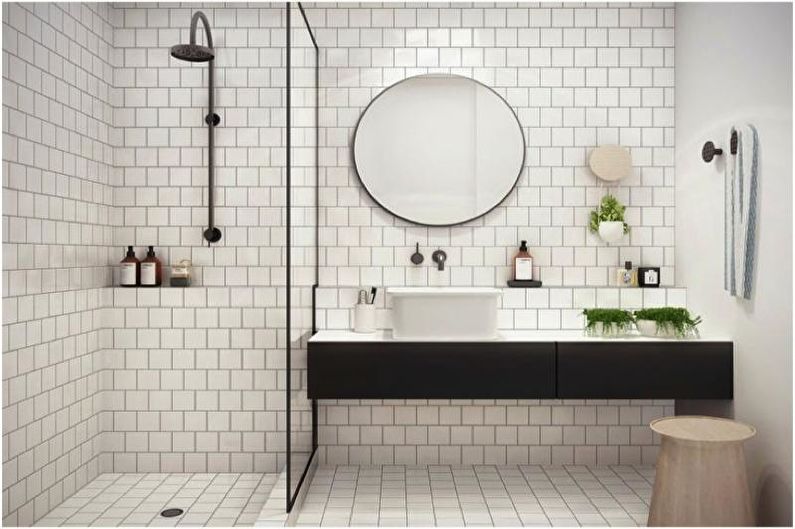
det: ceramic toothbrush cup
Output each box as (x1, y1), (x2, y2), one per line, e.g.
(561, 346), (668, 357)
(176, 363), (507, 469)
(354, 303), (376, 334)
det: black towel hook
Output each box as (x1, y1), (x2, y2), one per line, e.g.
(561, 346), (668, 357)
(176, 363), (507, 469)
(702, 141), (723, 162)
(702, 130), (739, 163)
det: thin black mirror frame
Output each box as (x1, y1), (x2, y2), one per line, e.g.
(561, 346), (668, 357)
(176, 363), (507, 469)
(351, 74), (528, 227)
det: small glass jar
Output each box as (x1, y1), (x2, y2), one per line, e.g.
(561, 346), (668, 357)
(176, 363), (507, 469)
(170, 259), (192, 287)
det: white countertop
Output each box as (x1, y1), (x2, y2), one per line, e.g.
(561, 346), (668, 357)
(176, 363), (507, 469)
(309, 330), (731, 343)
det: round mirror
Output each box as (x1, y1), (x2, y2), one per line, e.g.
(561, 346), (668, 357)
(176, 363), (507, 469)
(353, 74), (526, 226)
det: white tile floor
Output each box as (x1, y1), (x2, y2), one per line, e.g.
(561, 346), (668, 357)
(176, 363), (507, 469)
(295, 465), (654, 527)
(32, 466), (654, 527)
(34, 473), (278, 527)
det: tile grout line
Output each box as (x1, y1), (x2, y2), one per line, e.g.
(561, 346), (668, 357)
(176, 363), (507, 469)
(206, 473), (244, 524)
(175, 473), (218, 527)
(61, 473), (129, 526)
(495, 465), (532, 526)
(563, 465), (608, 527)
(233, 473), (268, 526)
(518, 465), (554, 527)
(104, 473), (148, 525)
(596, 465), (641, 525)
(542, 465), (583, 526)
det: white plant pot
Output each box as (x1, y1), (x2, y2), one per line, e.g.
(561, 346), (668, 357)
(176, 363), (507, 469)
(637, 319), (680, 339)
(586, 322), (630, 338)
(598, 221), (625, 244)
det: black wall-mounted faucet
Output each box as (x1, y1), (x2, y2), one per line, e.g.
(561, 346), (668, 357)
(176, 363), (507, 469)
(432, 249), (447, 271)
(410, 243), (424, 265)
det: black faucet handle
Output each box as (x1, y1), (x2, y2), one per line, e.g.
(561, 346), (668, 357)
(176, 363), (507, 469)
(432, 249), (447, 271)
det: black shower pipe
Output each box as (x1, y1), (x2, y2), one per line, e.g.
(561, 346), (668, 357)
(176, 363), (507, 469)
(197, 12), (222, 245)
(172, 11), (222, 245)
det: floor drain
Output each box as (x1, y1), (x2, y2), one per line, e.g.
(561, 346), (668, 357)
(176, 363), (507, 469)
(160, 508), (184, 518)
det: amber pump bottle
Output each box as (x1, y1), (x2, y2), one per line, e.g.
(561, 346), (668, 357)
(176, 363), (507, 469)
(120, 246), (140, 287)
(513, 240), (534, 281)
(140, 246), (162, 287)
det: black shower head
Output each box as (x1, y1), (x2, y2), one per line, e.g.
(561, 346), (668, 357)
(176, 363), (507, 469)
(171, 11), (214, 63)
(170, 43), (214, 62)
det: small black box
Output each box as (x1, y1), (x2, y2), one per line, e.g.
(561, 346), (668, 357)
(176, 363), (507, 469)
(638, 267), (660, 288)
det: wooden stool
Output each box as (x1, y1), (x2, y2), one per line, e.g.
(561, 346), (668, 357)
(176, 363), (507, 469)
(648, 416), (756, 526)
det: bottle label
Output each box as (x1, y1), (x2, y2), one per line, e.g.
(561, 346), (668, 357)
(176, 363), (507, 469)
(120, 263), (137, 286)
(516, 258), (533, 280)
(140, 262), (156, 285)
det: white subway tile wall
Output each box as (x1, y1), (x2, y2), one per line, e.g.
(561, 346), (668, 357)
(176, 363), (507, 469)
(111, 4), (287, 286)
(106, 0), (294, 491)
(317, 399), (674, 467)
(2, 3), (115, 526)
(2, 2), (682, 525)
(307, 2), (676, 289)
(99, 287), (286, 476)
(315, 286), (684, 331)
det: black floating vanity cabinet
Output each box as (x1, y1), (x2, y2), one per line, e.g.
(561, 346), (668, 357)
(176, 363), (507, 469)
(556, 341), (733, 399)
(308, 341), (556, 399)
(307, 333), (733, 400)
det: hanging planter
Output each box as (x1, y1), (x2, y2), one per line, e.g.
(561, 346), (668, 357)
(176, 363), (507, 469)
(598, 221), (626, 244)
(589, 194), (629, 244)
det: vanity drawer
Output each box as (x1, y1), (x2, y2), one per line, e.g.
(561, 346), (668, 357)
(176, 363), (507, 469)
(557, 341), (733, 399)
(308, 342), (556, 399)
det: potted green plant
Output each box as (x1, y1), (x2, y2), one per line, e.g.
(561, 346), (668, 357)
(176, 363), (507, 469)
(633, 307), (702, 339)
(582, 308), (635, 337)
(589, 194), (630, 243)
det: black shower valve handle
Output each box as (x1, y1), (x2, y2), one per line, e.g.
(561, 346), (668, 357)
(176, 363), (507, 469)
(205, 113), (220, 126)
(204, 227), (222, 244)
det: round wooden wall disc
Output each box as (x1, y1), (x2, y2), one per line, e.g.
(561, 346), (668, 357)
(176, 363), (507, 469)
(589, 145), (632, 182)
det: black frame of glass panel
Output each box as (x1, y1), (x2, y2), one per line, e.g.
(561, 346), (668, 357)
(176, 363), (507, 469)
(286, 2), (319, 513)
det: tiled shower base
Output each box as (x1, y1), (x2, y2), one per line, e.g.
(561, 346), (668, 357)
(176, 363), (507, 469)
(293, 465), (654, 527)
(33, 473), (278, 527)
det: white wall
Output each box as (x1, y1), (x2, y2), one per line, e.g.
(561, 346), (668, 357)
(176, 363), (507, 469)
(2, 3), (115, 525)
(675, 3), (792, 525)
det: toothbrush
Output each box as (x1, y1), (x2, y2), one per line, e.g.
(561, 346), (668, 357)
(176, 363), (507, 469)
(370, 287), (377, 304)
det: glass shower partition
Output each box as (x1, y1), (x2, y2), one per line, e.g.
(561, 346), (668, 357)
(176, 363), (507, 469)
(286, 2), (318, 512)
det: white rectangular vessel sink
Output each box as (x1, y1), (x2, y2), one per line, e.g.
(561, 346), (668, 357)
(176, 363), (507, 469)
(388, 287), (501, 340)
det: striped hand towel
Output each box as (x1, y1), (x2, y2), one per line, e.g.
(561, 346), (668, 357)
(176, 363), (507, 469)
(725, 124), (759, 299)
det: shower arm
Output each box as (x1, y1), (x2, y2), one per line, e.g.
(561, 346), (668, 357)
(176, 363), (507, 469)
(191, 11), (222, 245)
(190, 11), (213, 49)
